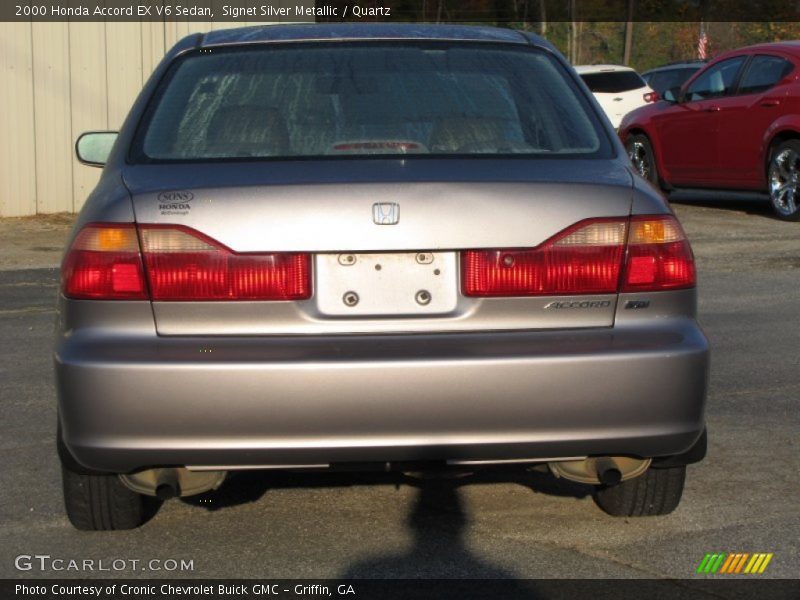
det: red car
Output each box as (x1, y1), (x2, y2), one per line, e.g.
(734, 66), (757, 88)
(620, 41), (800, 220)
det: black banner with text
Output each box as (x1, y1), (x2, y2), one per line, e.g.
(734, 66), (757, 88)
(3, 0), (800, 22)
(4, 579), (800, 600)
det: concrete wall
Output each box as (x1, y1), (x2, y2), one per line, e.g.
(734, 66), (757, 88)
(0, 18), (298, 217)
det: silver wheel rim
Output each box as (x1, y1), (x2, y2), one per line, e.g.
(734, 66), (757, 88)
(628, 141), (651, 180)
(769, 148), (800, 216)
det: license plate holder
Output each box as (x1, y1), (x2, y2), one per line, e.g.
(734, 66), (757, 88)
(315, 252), (458, 316)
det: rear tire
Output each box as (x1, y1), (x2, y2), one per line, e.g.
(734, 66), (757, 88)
(62, 464), (146, 530)
(767, 140), (800, 220)
(593, 465), (685, 517)
(59, 423), (146, 530)
(626, 134), (660, 187)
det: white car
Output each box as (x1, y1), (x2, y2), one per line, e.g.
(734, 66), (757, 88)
(575, 65), (656, 129)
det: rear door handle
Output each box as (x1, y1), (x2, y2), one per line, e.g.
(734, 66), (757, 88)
(761, 99), (781, 107)
(704, 106), (720, 112)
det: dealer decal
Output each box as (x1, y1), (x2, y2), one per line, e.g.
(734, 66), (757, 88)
(158, 191), (194, 216)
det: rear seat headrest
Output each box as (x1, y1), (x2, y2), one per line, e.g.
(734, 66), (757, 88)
(429, 117), (507, 153)
(206, 106), (289, 156)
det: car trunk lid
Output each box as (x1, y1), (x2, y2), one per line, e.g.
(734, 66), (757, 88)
(124, 159), (634, 335)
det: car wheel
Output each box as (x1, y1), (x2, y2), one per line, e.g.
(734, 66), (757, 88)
(768, 140), (800, 220)
(62, 464), (146, 530)
(58, 425), (146, 530)
(593, 465), (685, 517)
(626, 134), (659, 186)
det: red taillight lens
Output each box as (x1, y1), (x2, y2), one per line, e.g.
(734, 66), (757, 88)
(644, 91), (659, 103)
(139, 226), (311, 301)
(463, 219), (627, 296)
(62, 224), (311, 301)
(622, 216), (695, 291)
(62, 224), (147, 300)
(462, 215), (695, 297)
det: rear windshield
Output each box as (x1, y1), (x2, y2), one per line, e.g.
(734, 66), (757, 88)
(644, 68), (700, 94)
(580, 71), (646, 93)
(131, 42), (611, 162)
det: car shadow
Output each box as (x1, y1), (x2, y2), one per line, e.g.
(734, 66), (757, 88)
(141, 496), (165, 526)
(667, 190), (776, 219)
(180, 468), (592, 584)
(338, 478), (539, 585)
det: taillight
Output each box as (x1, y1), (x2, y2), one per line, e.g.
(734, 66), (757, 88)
(463, 218), (627, 296)
(62, 223), (311, 301)
(622, 216), (695, 291)
(462, 215), (695, 297)
(62, 224), (147, 300)
(139, 225), (311, 301)
(643, 91), (659, 103)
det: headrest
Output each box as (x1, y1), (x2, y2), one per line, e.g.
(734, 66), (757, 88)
(429, 117), (507, 153)
(206, 106), (289, 156)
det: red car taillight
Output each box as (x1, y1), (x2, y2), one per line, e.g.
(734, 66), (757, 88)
(462, 215), (694, 297)
(622, 215), (695, 292)
(463, 218), (627, 297)
(643, 91), (659, 103)
(139, 225), (310, 301)
(62, 224), (311, 301)
(62, 224), (147, 300)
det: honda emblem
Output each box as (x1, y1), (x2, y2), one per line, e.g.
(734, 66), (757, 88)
(372, 203), (400, 225)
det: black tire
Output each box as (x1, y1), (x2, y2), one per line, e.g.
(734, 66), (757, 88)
(62, 464), (146, 530)
(767, 140), (800, 221)
(593, 465), (686, 517)
(59, 422), (146, 530)
(626, 134), (660, 187)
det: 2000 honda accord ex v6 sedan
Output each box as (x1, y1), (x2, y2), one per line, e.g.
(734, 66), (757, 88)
(57, 24), (709, 530)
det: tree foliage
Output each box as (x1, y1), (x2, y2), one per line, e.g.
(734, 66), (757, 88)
(517, 20), (800, 70)
(334, 0), (800, 71)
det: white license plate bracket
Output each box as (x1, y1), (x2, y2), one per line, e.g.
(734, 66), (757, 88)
(315, 252), (458, 317)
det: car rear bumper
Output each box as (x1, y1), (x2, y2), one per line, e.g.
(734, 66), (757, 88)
(55, 320), (709, 473)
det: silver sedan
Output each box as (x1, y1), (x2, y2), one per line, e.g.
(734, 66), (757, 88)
(56, 23), (708, 530)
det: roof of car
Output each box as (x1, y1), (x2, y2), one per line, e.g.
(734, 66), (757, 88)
(709, 40), (800, 61)
(573, 64), (637, 74)
(201, 23), (538, 47)
(737, 41), (800, 53)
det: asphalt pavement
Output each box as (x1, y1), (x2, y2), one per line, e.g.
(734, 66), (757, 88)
(0, 195), (798, 586)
